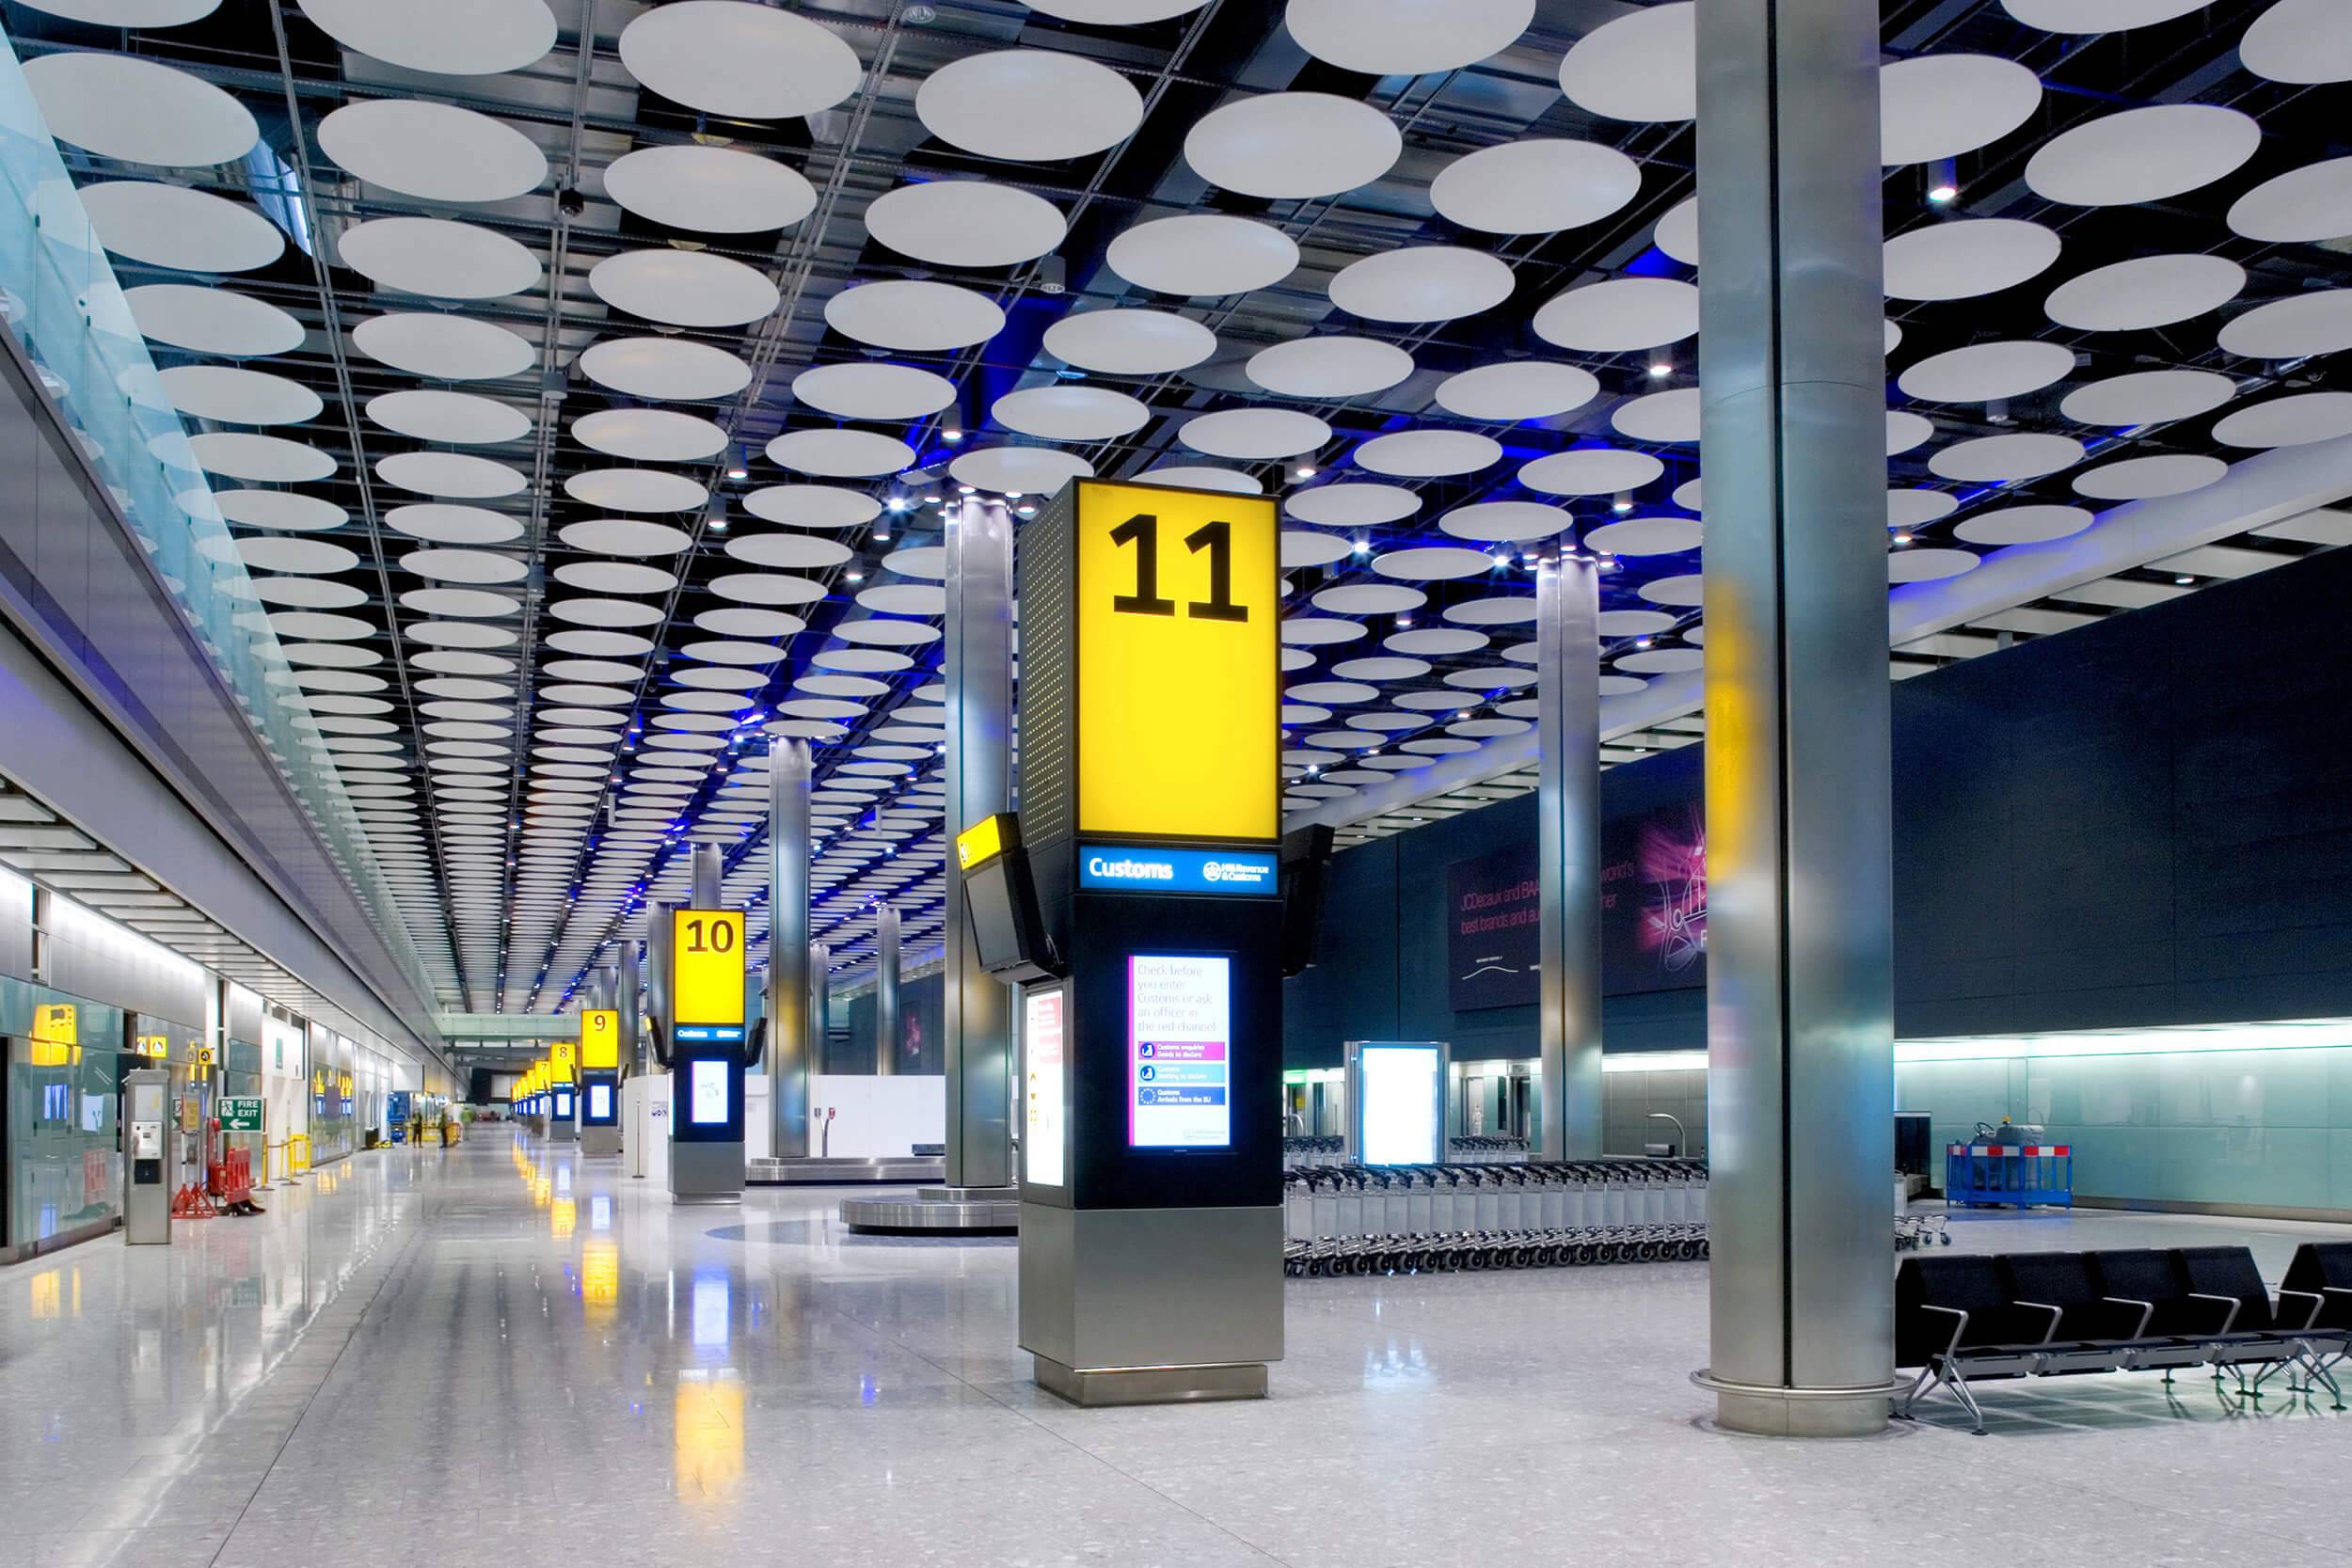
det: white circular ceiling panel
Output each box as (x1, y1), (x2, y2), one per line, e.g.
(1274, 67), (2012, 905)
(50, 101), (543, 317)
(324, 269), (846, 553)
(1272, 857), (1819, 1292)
(186, 433), (333, 483)
(565, 468), (706, 514)
(2000, 0), (2206, 30)
(574, 408), (727, 462)
(2228, 156), (2352, 244)
(2217, 291), (2352, 360)
(1611, 388), (1700, 443)
(1953, 505), (2092, 546)
(1438, 501), (1573, 542)
(1897, 341), (2075, 404)
(368, 388), (530, 445)
(1329, 246), (1514, 323)
(618, 1), (860, 119)
(2212, 392), (2352, 449)
(375, 451), (524, 498)
(1247, 337), (1415, 398)
(24, 53), (257, 166)
(1105, 214), (1297, 296)
(1433, 361), (1598, 421)
(583, 338), (753, 402)
(1184, 91), (1401, 199)
(1928, 433), (2084, 482)
(340, 217), (539, 300)
(1654, 196), (1698, 264)
(2025, 105), (2260, 208)
(2059, 370), (2234, 427)
(1284, 0), (1533, 75)
(216, 491), (345, 532)
(1354, 429), (1501, 477)
(1180, 408), (1330, 461)
(765, 429), (915, 477)
(1533, 277), (1698, 351)
(1138, 467), (1262, 495)
(1879, 55), (2040, 166)
(742, 485), (882, 529)
(1285, 483), (1421, 526)
(823, 280), (1003, 351)
(1587, 515), (1700, 556)
(1375, 546), (1499, 581)
(2043, 253), (2245, 332)
(1558, 2), (1694, 122)
(1428, 136), (1639, 234)
(793, 362), (955, 421)
(126, 286), (301, 358)
(592, 249), (778, 328)
(18, 0), (217, 22)
(318, 100), (546, 202)
(387, 504), (519, 544)
(1887, 547), (1979, 584)
(950, 447), (1093, 494)
(2240, 0), (2352, 86)
(160, 366), (321, 426)
(993, 385), (1149, 441)
(82, 182), (281, 273)
(1883, 218), (2059, 302)
(917, 50), (1143, 162)
(1044, 309), (1216, 374)
(602, 145), (815, 235)
(1518, 446), (1662, 496)
(2072, 453), (2227, 499)
(864, 180), (1065, 267)
(297, 0), (554, 73)
(351, 313), (532, 380)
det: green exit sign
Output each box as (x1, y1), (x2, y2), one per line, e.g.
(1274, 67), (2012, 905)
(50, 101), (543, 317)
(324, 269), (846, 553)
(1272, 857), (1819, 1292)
(219, 1097), (264, 1132)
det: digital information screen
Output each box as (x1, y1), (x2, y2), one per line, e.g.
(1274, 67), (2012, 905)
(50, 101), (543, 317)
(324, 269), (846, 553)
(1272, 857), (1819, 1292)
(689, 1058), (731, 1127)
(1358, 1043), (1443, 1166)
(554, 1088), (574, 1118)
(587, 1083), (613, 1122)
(1127, 954), (1232, 1149)
(1023, 986), (1067, 1187)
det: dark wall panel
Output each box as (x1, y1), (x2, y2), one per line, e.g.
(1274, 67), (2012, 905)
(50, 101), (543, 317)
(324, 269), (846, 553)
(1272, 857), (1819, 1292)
(1285, 546), (2352, 1069)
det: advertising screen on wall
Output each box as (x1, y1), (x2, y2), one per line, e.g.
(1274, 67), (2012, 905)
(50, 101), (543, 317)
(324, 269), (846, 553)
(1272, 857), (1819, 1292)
(689, 1058), (730, 1126)
(1445, 845), (1540, 1010)
(1023, 986), (1067, 1188)
(1356, 1043), (1443, 1166)
(1127, 954), (1232, 1149)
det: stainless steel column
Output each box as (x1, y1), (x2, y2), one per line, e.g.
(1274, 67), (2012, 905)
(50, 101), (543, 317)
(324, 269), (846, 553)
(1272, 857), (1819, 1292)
(619, 940), (643, 1073)
(1536, 554), (1603, 1161)
(944, 496), (1015, 1190)
(767, 741), (813, 1160)
(645, 903), (672, 1064)
(809, 943), (830, 1073)
(691, 843), (722, 910)
(874, 905), (900, 1076)
(1692, 0), (1898, 1438)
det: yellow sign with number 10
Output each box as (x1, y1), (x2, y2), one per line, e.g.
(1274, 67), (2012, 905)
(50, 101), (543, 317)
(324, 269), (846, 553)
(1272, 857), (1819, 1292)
(1074, 480), (1279, 843)
(671, 909), (746, 1026)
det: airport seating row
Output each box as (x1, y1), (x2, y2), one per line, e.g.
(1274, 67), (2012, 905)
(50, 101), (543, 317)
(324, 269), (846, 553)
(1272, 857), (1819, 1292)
(1896, 1243), (2349, 1433)
(1284, 1158), (1708, 1240)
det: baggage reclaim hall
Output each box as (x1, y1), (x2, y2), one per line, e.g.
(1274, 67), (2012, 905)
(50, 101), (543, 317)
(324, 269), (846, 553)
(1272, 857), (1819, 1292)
(6, 0), (2352, 1560)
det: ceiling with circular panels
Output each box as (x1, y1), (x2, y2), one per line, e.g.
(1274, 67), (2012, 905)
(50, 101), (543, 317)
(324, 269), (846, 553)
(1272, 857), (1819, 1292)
(26, 0), (2352, 1023)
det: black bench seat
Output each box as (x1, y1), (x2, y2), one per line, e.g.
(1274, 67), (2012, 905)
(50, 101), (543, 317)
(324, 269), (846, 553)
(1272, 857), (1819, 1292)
(1894, 1245), (2344, 1433)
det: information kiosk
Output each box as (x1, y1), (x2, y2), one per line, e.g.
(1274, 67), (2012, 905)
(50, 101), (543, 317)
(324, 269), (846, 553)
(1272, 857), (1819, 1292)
(657, 907), (751, 1204)
(1011, 478), (1285, 1406)
(579, 1007), (623, 1158)
(548, 1038), (579, 1143)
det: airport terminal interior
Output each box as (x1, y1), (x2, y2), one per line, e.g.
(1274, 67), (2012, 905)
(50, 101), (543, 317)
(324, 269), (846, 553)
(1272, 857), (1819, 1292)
(6, 0), (2352, 1561)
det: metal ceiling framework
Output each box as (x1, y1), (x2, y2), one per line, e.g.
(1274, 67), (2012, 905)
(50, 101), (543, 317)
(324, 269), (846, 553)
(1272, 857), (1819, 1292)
(8, 0), (2350, 1018)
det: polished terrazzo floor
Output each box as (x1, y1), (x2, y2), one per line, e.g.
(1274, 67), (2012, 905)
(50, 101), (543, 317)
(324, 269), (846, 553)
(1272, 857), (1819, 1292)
(3, 1126), (2348, 1568)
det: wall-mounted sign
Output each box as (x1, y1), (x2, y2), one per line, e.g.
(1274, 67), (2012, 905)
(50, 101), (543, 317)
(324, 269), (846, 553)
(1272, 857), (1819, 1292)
(1074, 481), (1279, 844)
(1078, 846), (1278, 896)
(220, 1097), (264, 1132)
(1126, 954), (1232, 1150)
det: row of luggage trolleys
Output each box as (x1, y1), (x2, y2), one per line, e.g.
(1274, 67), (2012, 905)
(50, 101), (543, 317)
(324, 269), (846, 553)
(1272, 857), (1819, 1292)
(1285, 1157), (1707, 1240)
